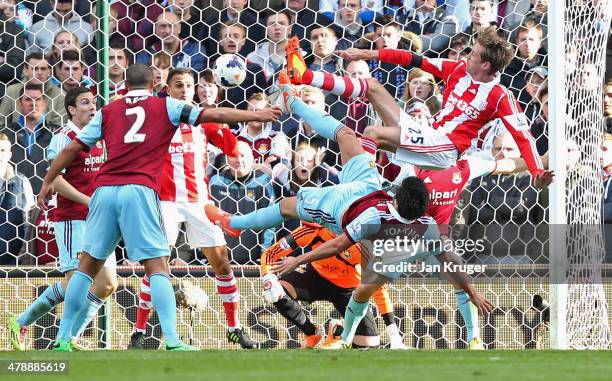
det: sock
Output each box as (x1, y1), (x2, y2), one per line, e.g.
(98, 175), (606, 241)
(56, 271), (93, 341)
(71, 292), (103, 338)
(305, 70), (369, 98)
(361, 137), (379, 157)
(149, 273), (181, 346)
(340, 295), (369, 344)
(290, 99), (343, 141)
(16, 281), (65, 327)
(230, 203), (285, 230)
(215, 273), (241, 330)
(273, 295), (317, 336)
(135, 275), (153, 333)
(456, 289), (479, 342)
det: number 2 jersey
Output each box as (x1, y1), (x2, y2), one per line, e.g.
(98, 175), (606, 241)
(47, 120), (105, 221)
(75, 90), (204, 194)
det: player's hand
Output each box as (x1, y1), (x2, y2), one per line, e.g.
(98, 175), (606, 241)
(270, 256), (300, 276)
(469, 291), (493, 315)
(37, 182), (54, 210)
(533, 170), (555, 189)
(334, 48), (378, 62)
(255, 106), (282, 123)
(262, 272), (286, 303)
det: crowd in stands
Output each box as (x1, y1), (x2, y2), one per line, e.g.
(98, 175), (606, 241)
(0, 0), (610, 265)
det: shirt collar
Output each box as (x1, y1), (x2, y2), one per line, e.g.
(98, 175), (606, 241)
(387, 202), (414, 224)
(124, 89), (152, 97)
(65, 119), (81, 134)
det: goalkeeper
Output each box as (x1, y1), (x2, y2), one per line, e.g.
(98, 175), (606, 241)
(261, 222), (406, 349)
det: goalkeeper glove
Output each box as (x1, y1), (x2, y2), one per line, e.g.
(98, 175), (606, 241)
(262, 272), (286, 303)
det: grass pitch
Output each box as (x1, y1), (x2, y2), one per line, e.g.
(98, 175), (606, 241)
(0, 350), (610, 381)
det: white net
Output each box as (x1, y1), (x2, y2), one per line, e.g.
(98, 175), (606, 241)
(0, 0), (609, 350)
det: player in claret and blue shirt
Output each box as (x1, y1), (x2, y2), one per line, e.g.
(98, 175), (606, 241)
(37, 64), (281, 351)
(207, 72), (493, 349)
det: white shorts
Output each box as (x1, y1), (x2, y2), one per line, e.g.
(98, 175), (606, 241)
(160, 201), (226, 249)
(395, 110), (458, 169)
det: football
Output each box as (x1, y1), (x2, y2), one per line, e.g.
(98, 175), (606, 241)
(212, 54), (247, 88)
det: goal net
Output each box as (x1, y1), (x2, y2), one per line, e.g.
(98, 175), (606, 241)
(0, 0), (610, 350)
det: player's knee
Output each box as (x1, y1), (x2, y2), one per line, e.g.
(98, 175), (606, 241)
(363, 125), (381, 140)
(336, 126), (356, 140)
(101, 278), (118, 298)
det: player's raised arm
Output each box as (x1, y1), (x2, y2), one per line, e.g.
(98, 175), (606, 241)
(270, 233), (353, 276)
(197, 106), (282, 125)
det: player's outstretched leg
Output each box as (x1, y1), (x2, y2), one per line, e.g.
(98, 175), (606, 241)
(206, 197), (298, 235)
(205, 246), (259, 349)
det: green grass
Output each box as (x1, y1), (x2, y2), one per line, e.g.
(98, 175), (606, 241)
(0, 350), (611, 381)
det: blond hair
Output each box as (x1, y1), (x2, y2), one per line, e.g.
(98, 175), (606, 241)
(0, 133), (15, 180)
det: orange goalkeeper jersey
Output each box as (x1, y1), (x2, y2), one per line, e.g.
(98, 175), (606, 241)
(261, 223), (394, 315)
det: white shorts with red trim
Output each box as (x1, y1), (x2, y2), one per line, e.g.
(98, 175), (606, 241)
(395, 110), (458, 169)
(160, 201), (226, 249)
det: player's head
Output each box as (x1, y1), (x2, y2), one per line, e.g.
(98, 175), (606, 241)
(195, 69), (220, 107)
(468, 26), (513, 75)
(166, 68), (195, 103)
(65, 86), (96, 127)
(125, 63), (154, 91)
(393, 177), (429, 221)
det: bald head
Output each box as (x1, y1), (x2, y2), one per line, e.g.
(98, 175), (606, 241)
(126, 64), (154, 89)
(156, 11), (181, 40)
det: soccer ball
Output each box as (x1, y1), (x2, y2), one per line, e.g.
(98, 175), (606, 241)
(212, 54), (247, 88)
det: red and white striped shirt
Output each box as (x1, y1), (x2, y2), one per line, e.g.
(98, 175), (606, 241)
(378, 49), (543, 176)
(160, 122), (237, 203)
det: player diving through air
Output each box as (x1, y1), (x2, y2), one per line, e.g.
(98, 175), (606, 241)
(207, 71), (493, 348)
(37, 64), (282, 351)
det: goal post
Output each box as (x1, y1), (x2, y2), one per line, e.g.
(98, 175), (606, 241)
(549, 0), (612, 350)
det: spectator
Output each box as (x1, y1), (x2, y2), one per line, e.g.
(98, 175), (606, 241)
(214, 21), (269, 109)
(0, 132), (35, 265)
(332, 0), (366, 50)
(28, 0), (93, 53)
(401, 68), (442, 114)
(501, 20), (547, 108)
(284, 86), (341, 168)
(467, 130), (542, 262)
(604, 79), (612, 133)
(168, 0), (207, 41)
(234, 93), (289, 164)
(110, 0), (157, 52)
(400, 0), (459, 56)
(445, 32), (472, 60)
(528, 84), (547, 156)
(136, 11), (207, 72)
(93, 41), (129, 97)
(602, 133), (612, 221)
(319, 0), (382, 25)
(0, 6), (26, 98)
(462, 0), (497, 38)
(369, 15), (411, 99)
(47, 29), (80, 66)
(151, 51), (171, 96)
(494, 0), (532, 34)
(208, 140), (276, 264)
(285, 0), (316, 50)
(0, 0), (33, 31)
(202, 0), (263, 56)
(5, 82), (59, 193)
(83, 6), (122, 66)
(247, 11), (293, 83)
(405, 101), (432, 129)
(194, 69), (223, 108)
(51, 50), (94, 93)
(522, 66), (547, 123)
(344, 59), (374, 134)
(308, 25), (340, 73)
(521, 0), (547, 38)
(0, 53), (64, 130)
